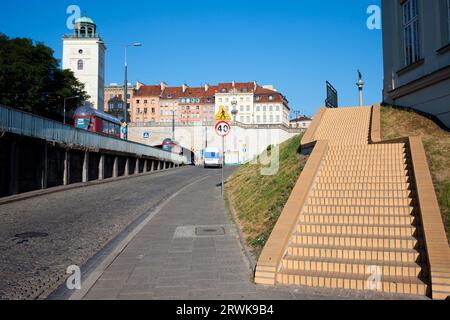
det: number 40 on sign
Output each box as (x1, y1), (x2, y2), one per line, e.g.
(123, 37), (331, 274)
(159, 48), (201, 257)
(215, 121), (231, 137)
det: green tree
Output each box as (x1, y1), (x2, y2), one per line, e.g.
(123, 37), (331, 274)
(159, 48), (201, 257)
(0, 32), (88, 121)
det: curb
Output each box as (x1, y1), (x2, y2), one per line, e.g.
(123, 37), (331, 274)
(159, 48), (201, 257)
(224, 186), (257, 275)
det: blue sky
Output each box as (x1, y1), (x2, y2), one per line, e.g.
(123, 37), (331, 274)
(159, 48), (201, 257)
(1, 0), (382, 117)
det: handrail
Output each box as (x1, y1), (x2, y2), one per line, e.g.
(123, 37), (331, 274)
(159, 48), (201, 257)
(0, 105), (187, 164)
(255, 140), (328, 285)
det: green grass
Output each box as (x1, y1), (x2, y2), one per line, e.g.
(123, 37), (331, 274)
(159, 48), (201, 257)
(380, 106), (450, 243)
(225, 135), (308, 258)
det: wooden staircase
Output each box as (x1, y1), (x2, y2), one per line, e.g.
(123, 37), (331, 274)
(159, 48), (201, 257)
(255, 106), (450, 298)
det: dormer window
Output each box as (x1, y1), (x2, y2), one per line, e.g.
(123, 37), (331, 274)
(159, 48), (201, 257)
(268, 95), (274, 101)
(242, 87), (248, 93)
(221, 88), (227, 93)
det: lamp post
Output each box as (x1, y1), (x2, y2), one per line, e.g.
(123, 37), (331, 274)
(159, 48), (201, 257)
(123, 42), (142, 140)
(356, 70), (364, 107)
(231, 99), (238, 123)
(63, 96), (79, 125)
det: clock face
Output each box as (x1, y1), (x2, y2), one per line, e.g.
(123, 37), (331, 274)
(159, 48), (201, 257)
(78, 49), (83, 54)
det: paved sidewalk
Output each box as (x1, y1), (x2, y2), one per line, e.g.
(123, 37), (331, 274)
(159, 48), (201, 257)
(81, 168), (426, 300)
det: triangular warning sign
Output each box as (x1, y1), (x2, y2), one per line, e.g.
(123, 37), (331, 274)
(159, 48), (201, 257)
(214, 106), (232, 121)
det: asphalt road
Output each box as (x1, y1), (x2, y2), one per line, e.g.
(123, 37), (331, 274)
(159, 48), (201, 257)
(0, 166), (232, 300)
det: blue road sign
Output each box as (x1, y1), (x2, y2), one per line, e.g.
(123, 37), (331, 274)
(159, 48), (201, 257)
(122, 127), (127, 134)
(143, 132), (150, 139)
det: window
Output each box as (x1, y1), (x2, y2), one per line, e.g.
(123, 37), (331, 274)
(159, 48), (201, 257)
(276, 115), (280, 123)
(263, 106), (267, 111)
(268, 95), (273, 101)
(117, 103), (123, 110)
(77, 59), (83, 70)
(256, 106), (260, 112)
(144, 108), (148, 114)
(136, 99), (140, 104)
(257, 115), (261, 123)
(136, 108), (140, 113)
(276, 105), (280, 111)
(269, 105), (273, 111)
(109, 102), (114, 111)
(246, 106), (250, 112)
(109, 94), (114, 99)
(403, 0), (420, 66)
(144, 99), (148, 104)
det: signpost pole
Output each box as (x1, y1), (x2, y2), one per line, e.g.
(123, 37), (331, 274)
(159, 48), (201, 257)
(222, 135), (224, 197)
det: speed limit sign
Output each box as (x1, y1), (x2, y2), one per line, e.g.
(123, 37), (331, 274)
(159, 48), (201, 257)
(215, 121), (231, 137)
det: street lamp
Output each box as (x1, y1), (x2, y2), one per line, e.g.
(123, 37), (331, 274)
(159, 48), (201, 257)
(231, 99), (238, 123)
(63, 96), (79, 125)
(123, 42), (142, 140)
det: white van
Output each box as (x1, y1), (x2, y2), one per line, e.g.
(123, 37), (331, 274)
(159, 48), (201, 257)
(204, 147), (222, 168)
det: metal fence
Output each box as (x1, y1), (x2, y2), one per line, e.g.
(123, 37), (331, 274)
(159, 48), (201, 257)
(0, 105), (187, 164)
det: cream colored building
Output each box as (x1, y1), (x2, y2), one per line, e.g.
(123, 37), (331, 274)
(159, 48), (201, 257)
(382, 0), (450, 129)
(62, 16), (105, 110)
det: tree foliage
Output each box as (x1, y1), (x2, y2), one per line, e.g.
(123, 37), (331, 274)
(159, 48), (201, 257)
(0, 33), (88, 121)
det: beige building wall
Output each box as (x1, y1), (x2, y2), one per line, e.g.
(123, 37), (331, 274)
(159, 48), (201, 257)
(382, 0), (450, 128)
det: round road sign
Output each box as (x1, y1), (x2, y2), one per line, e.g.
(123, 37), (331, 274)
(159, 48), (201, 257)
(215, 121), (231, 137)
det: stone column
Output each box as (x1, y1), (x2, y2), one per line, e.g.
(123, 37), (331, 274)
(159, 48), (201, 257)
(113, 156), (118, 178)
(82, 151), (89, 183)
(99, 154), (105, 180)
(135, 158), (140, 174)
(125, 158), (129, 176)
(63, 149), (71, 186)
(143, 159), (148, 173)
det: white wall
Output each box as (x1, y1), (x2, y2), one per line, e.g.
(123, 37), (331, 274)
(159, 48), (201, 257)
(128, 124), (303, 164)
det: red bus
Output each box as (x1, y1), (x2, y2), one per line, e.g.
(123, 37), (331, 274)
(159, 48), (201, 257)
(74, 106), (122, 138)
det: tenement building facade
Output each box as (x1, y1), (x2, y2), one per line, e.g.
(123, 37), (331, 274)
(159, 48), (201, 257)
(119, 81), (291, 126)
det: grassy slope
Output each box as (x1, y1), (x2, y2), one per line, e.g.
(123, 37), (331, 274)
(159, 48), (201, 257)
(226, 135), (308, 257)
(380, 106), (450, 242)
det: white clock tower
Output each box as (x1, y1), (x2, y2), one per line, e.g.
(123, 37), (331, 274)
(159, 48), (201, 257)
(62, 16), (106, 110)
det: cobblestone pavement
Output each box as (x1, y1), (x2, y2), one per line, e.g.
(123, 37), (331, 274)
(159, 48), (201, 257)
(0, 166), (211, 299)
(82, 168), (427, 300)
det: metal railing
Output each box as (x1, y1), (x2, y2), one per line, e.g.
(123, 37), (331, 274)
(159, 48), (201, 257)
(0, 105), (187, 164)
